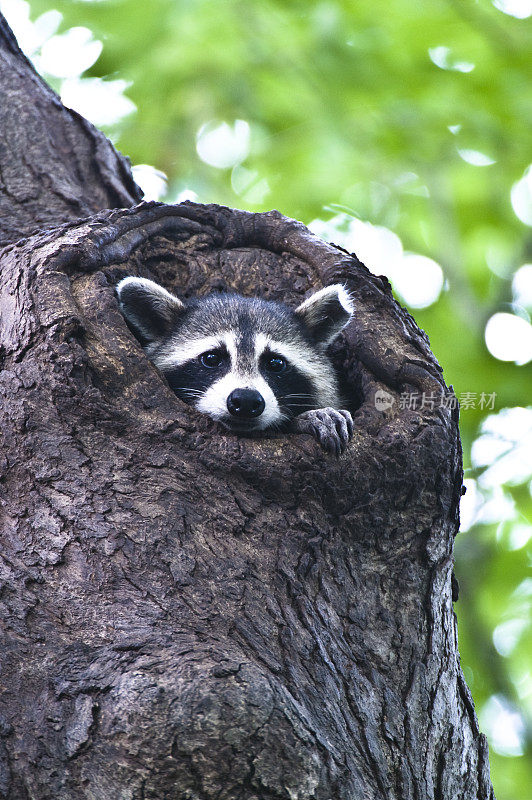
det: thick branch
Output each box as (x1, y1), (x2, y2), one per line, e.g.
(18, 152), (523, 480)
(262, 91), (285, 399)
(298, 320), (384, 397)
(0, 13), (142, 247)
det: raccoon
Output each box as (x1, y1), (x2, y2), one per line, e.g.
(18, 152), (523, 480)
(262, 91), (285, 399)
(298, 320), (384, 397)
(116, 277), (354, 454)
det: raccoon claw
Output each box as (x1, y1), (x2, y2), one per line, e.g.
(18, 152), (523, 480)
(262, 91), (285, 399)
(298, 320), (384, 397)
(293, 408), (353, 456)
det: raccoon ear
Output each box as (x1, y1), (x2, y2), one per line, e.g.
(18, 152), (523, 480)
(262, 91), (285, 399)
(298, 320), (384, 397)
(295, 284), (354, 347)
(116, 277), (186, 345)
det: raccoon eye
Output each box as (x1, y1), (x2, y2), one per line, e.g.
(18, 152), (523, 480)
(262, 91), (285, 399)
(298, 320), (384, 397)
(200, 350), (223, 368)
(264, 355), (287, 373)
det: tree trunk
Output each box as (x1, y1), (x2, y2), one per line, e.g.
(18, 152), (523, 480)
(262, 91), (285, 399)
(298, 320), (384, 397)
(0, 14), (142, 246)
(0, 13), (494, 800)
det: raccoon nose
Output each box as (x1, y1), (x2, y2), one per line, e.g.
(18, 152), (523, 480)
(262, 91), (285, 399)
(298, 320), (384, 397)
(227, 388), (265, 418)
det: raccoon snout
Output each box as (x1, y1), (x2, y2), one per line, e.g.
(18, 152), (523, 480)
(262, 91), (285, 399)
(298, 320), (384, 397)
(227, 388), (266, 419)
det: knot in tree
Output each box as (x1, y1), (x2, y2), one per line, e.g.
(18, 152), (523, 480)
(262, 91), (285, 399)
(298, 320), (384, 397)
(0, 12), (494, 800)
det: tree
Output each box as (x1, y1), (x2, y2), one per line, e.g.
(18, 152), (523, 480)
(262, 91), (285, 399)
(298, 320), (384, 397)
(15, 18), (532, 788)
(0, 12), (495, 799)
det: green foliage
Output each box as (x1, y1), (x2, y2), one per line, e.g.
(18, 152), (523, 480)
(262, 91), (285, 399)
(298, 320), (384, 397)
(17, 0), (532, 795)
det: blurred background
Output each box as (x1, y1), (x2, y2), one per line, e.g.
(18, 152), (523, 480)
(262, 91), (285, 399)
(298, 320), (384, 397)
(2, 0), (530, 795)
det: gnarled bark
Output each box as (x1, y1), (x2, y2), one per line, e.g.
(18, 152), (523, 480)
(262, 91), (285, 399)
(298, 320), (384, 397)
(0, 14), (142, 246)
(0, 201), (493, 799)
(0, 12), (494, 800)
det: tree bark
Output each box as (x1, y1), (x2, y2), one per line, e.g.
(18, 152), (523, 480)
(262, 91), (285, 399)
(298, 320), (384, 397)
(0, 13), (494, 800)
(0, 14), (142, 246)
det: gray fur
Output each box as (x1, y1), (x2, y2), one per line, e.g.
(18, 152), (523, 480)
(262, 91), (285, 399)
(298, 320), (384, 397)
(116, 277), (355, 453)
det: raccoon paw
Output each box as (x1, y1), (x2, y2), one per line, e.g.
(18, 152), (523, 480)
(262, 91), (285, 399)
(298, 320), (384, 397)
(292, 408), (353, 456)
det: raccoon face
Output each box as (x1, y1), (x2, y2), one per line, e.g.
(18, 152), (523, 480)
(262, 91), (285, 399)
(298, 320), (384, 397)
(116, 278), (353, 432)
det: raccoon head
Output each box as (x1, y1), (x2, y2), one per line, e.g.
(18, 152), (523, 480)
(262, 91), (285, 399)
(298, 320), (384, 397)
(116, 277), (354, 432)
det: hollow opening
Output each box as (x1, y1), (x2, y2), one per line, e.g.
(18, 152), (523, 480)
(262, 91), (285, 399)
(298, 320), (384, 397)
(104, 235), (367, 431)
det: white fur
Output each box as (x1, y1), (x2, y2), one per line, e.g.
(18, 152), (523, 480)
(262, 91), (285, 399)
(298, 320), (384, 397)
(154, 330), (283, 427)
(116, 277), (185, 344)
(197, 372), (282, 429)
(294, 284), (354, 348)
(296, 284), (354, 317)
(116, 276), (184, 308)
(117, 280), (351, 426)
(254, 333), (339, 408)
(336, 284), (355, 315)
(154, 332), (237, 369)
